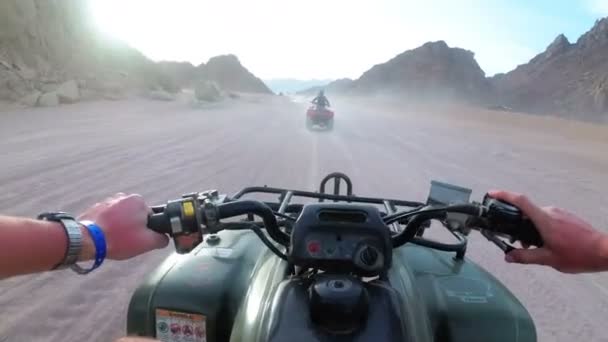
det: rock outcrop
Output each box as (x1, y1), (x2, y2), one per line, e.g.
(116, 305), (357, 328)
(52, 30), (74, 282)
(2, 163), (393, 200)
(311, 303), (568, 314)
(0, 0), (173, 103)
(194, 80), (223, 102)
(0, 1), (271, 108)
(491, 18), (608, 121)
(297, 78), (354, 96)
(157, 61), (198, 89)
(197, 55), (271, 94)
(56, 80), (80, 103)
(348, 41), (491, 103)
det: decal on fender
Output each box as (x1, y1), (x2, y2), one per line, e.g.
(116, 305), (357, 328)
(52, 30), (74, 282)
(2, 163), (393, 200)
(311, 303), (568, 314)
(156, 308), (206, 342)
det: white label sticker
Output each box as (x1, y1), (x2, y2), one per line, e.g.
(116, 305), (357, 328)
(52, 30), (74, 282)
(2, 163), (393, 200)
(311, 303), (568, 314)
(156, 309), (206, 342)
(199, 247), (234, 259)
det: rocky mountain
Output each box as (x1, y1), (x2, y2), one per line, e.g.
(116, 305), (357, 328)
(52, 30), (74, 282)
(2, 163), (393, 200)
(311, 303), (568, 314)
(491, 18), (608, 121)
(157, 56), (272, 94)
(0, 0), (271, 107)
(0, 0), (182, 104)
(297, 78), (354, 96)
(264, 78), (333, 94)
(346, 41), (491, 104)
(157, 61), (198, 89)
(197, 55), (271, 94)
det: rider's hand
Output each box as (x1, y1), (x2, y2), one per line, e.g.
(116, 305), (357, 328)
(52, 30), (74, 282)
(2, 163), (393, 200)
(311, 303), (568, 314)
(489, 190), (608, 273)
(78, 193), (169, 260)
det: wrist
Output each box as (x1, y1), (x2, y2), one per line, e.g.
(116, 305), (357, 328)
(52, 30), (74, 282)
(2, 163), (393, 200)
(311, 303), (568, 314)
(78, 223), (96, 262)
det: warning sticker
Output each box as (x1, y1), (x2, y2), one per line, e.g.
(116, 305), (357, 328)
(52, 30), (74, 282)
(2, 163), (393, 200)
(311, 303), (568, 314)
(156, 309), (207, 342)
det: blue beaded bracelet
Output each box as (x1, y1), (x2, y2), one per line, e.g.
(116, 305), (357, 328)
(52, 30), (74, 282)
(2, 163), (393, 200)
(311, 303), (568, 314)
(71, 220), (107, 274)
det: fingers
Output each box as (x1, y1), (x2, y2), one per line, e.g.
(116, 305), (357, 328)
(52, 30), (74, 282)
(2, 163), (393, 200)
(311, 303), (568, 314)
(152, 232), (170, 249)
(488, 190), (547, 225)
(110, 192), (127, 200)
(505, 248), (553, 266)
(115, 194), (146, 211)
(142, 229), (170, 251)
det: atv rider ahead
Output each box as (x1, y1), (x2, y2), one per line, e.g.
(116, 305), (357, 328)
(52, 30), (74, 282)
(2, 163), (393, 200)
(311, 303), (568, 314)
(311, 89), (330, 110)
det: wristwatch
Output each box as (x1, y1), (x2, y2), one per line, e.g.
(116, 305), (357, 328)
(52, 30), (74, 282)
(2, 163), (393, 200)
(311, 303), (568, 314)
(37, 212), (82, 269)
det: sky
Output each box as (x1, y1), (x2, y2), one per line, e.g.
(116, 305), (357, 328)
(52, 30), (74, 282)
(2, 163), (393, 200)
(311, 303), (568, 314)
(89, 0), (608, 80)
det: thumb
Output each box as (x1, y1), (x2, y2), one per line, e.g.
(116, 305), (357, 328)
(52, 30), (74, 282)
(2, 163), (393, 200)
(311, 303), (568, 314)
(505, 248), (553, 266)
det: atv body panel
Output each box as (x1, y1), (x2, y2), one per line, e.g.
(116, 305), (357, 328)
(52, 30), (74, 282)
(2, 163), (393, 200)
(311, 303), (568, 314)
(127, 230), (536, 342)
(306, 106), (334, 130)
(307, 106), (334, 120)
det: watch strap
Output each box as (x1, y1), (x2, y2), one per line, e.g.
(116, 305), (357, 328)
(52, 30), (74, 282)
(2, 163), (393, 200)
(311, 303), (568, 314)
(57, 217), (82, 269)
(37, 212), (83, 269)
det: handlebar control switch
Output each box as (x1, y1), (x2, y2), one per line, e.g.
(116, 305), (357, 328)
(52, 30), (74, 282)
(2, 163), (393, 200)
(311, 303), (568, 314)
(146, 189), (229, 254)
(165, 197), (203, 254)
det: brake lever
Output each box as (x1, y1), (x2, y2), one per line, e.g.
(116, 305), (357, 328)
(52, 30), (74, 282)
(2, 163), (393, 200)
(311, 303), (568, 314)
(479, 230), (515, 253)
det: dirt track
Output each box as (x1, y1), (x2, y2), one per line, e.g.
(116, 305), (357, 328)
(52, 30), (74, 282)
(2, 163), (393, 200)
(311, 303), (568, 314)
(1, 95), (608, 342)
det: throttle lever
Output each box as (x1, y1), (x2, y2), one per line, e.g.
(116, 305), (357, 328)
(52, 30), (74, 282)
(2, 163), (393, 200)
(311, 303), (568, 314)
(480, 230), (515, 253)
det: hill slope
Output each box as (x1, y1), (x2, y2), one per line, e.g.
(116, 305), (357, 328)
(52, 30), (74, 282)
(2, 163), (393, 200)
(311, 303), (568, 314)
(0, 1), (271, 106)
(491, 18), (608, 121)
(197, 55), (272, 94)
(337, 41), (491, 104)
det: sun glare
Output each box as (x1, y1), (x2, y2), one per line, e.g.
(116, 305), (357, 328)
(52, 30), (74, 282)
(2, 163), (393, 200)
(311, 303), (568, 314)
(87, 0), (410, 79)
(87, 0), (554, 79)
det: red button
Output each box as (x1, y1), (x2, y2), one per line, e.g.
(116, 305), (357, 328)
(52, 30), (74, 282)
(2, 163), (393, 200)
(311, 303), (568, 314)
(307, 240), (321, 254)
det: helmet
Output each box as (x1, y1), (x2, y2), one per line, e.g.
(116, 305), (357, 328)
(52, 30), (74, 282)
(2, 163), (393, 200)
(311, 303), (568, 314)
(318, 89), (325, 96)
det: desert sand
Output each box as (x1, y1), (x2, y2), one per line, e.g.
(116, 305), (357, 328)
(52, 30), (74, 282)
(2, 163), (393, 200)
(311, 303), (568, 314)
(1, 95), (608, 341)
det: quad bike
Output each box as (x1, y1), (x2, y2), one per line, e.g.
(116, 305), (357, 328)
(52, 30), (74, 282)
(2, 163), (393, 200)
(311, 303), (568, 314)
(306, 105), (334, 130)
(127, 172), (540, 342)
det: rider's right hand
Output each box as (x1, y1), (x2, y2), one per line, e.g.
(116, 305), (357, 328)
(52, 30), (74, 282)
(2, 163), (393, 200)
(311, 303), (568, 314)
(488, 190), (608, 273)
(78, 193), (169, 260)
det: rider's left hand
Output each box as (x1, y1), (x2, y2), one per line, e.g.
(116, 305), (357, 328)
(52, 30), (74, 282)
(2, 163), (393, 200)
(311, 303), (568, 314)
(489, 190), (608, 273)
(78, 193), (169, 260)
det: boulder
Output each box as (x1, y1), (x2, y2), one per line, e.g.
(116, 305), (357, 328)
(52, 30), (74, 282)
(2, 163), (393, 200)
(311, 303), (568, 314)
(146, 89), (175, 101)
(194, 80), (222, 102)
(18, 90), (41, 106)
(38, 92), (59, 107)
(56, 80), (80, 103)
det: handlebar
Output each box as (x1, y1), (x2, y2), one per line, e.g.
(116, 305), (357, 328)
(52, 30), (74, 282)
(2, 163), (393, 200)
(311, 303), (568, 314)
(217, 201), (289, 245)
(392, 199), (543, 249)
(147, 192), (543, 255)
(147, 200), (289, 246)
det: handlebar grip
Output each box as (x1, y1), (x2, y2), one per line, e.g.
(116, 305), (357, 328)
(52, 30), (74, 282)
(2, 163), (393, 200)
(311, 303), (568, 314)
(147, 213), (171, 235)
(484, 197), (544, 247)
